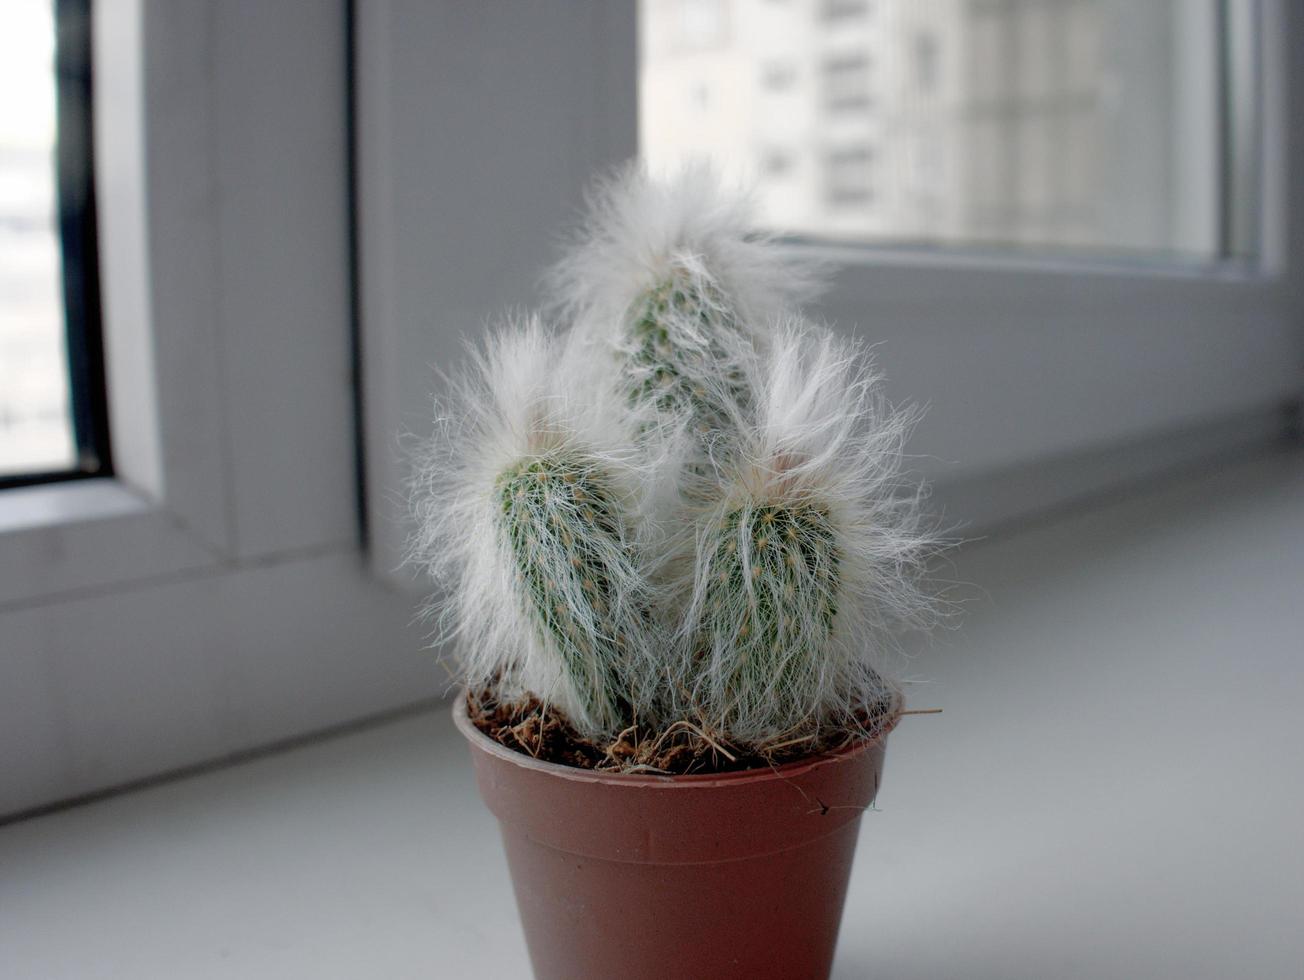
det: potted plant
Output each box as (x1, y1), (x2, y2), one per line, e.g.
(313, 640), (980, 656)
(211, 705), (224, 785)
(410, 165), (940, 980)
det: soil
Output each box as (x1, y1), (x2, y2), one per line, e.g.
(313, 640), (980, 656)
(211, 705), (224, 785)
(465, 688), (897, 776)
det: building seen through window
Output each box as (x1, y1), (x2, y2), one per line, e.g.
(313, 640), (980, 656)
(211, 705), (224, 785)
(640, 0), (1232, 259)
(1, 0), (105, 483)
(1, 0), (73, 477)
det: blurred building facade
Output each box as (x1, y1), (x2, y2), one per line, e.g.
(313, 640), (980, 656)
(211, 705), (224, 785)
(0, 0), (73, 475)
(640, 0), (1222, 256)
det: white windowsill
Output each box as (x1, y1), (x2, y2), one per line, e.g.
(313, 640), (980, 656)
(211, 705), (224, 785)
(787, 238), (1276, 284)
(0, 478), (150, 535)
(3, 447), (1301, 978)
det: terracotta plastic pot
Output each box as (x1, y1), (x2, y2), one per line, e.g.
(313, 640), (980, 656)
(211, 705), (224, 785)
(453, 699), (890, 980)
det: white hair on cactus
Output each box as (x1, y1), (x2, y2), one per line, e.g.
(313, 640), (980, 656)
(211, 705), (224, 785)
(409, 171), (951, 764)
(407, 316), (670, 734)
(548, 163), (826, 473)
(547, 160), (826, 335)
(671, 319), (939, 746)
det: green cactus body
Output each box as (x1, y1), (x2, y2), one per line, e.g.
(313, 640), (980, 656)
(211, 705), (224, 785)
(700, 502), (840, 728)
(625, 269), (749, 446)
(495, 451), (633, 730)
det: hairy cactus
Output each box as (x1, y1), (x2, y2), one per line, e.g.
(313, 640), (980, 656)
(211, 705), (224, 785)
(620, 263), (754, 486)
(548, 164), (826, 471)
(674, 323), (934, 744)
(494, 451), (635, 731)
(413, 168), (939, 760)
(696, 501), (839, 730)
(407, 320), (659, 735)
(548, 163), (825, 339)
(625, 266), (743, 425)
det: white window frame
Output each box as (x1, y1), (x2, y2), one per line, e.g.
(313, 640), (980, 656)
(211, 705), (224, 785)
(354, 1), (644, 580)
(356, 0), (1301, 576)
(0, 0), (434, 819)
(1, 0), (362, 600)
(800, 0), (1301, 526)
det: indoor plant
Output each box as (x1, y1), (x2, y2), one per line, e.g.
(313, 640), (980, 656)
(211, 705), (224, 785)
(411, 165), (939, 980)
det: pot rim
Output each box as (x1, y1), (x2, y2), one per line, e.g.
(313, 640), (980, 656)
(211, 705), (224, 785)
(452, 694), (895, 790)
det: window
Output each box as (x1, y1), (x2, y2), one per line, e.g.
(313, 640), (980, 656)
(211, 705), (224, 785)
(758, 146), (796, 177)
(0, 0), (108, 486)
(821, 0), (872, 23)
(640, 0), (1249, 261)
(367, 2), (1297, 578)
(913, 31), (940, 94)
(824, 144), (875, 206)
(760, 61), (797, 92)
(822, 52), (874, 112)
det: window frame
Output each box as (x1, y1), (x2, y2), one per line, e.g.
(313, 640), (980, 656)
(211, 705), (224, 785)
(788, 0), (1299, 498)
(0, 0), (368, 602)
(0, 0), (433, 819)
(0, 0), (234, 604)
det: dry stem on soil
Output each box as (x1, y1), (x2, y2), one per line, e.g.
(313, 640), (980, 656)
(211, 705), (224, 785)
(466, 688), (899, 776)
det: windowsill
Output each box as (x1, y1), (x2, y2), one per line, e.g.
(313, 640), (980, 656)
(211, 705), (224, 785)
(0, 477), (150, 536)
(0, 476), (220, 611)
(787, 237), (1277, 284)
(2, 447), (1301, 977)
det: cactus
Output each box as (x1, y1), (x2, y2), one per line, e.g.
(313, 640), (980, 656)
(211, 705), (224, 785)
(493, 450), (634, 731)
(625, 268), (743, 424)
(621, 264), (754, 487)
(696, 501), (840, 733)
(547, 163), (826, 472)
(412, 169), (939, 762)
(407, 319), (659, 736)
(671, 322), (934, 745)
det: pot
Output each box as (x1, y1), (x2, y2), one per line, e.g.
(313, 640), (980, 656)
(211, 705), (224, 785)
(453, 699), (890, 980)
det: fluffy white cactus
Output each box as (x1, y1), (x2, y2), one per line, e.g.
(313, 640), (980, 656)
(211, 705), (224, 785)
(548, 161), (826, 345)
(671, 322), (936, 744)
(412, 167), (939, 758)
(548, 163), (825, 472)
(408, 319), (665, 734)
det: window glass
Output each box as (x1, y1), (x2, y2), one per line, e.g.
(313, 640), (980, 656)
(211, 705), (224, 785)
(0, 0), (75, 478)
(1, 0), (105, 484)
(639, 0), (1238, 260)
